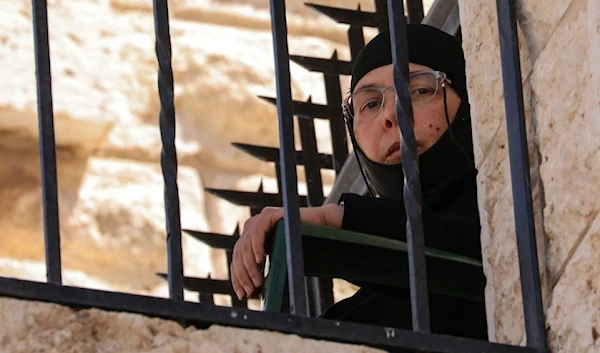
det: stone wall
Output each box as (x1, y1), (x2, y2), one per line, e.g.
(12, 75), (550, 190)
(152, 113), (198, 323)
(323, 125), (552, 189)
(0, 297), (384, 353)
(459, 0), (600, 351)
(0, 0), (360, 298)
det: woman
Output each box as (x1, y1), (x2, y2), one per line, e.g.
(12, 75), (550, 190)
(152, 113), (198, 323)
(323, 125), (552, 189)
(230, 24), (486, 339)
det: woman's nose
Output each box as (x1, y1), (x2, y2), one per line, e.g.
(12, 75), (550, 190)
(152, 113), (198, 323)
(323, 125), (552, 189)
(381, 97), (397, 130)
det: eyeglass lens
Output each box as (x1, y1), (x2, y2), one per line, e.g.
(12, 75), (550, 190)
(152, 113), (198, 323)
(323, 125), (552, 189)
(350, 72), (442, 121)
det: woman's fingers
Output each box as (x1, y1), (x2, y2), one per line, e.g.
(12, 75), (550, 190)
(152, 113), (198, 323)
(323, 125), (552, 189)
(230, 261), (245, 300)
(230, 207), (285, 299)
(242, 238), (263, 289)
(251, 207), (284, 263)
(232, 242), (256, 297)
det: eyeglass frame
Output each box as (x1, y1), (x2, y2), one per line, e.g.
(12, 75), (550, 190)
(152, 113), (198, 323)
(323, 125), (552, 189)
(341, 70), (452, 124)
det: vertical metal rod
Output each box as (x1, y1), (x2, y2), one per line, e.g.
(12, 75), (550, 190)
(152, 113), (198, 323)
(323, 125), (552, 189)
(375, 0), (390, 32)
(152, 0), (184, 300)
(347, 22), (366, 62)
(298, 113), (325, 207)
(387, 0), (431, 333)
(298, 113), (333, 317)
(324, 52), (348, 174)
(31, 0), (62, 285)
(269, 0), (308, 316)
(406, 0), (425, 24)
(495, 0), (547, 351)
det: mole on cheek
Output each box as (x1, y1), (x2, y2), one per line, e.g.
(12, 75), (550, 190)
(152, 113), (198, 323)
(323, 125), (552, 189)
(428, 123), (433, 128)
(436, 126), (441, 131)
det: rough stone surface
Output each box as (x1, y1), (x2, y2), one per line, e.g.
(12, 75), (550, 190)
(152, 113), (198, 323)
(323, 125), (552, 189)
(0, 0), (355, 296)
(545, 216), (600, 353)
(0, 297), (385, 353)
(530, 0), (600, 284)
(462, 0), (600, 349)
(458, 0), (534, 165)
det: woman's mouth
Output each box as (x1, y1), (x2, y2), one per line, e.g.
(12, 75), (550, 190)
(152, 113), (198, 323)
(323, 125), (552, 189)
(386, 141), (401, 159)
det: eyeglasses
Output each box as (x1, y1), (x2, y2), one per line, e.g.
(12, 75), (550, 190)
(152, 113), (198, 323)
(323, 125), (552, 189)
(342, 70), (451, 123)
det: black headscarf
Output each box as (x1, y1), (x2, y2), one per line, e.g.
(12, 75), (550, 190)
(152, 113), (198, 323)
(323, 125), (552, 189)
(346, 24), (476, 201)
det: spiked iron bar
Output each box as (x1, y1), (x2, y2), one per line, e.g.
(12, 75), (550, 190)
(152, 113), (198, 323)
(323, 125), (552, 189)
(259, 96), (330, 119)
(305, 3), (380, 27)
(232, 143), (334, 170)
(183, 229), (240, 249)
(204, 188), (309, 209)
(289, 54), (353, 76)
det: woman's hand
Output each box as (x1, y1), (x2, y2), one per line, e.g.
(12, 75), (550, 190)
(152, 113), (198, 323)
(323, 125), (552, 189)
(230, 204), (344, 300)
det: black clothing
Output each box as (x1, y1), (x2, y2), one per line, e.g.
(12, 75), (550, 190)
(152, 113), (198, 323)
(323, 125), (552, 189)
(319, 110), (487, 340)
(319, 192), (487, 340)
(324, 23), (486, 341)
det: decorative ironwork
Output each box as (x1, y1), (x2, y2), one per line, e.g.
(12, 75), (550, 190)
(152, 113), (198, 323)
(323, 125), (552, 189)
(153, 0), (184, 300)
(0, 0), (550, 351)
(387, 0), (431, 333)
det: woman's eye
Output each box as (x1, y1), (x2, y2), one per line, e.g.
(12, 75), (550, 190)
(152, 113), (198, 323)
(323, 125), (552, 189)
(360, 100), (382, 112)
(411, 87), (434, 96)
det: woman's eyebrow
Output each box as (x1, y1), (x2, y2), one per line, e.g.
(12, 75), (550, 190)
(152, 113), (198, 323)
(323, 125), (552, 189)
(354, 83), (383, 91)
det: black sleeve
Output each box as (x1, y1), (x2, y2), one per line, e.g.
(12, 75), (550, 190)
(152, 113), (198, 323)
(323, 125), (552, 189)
(339, 193), (482, 260)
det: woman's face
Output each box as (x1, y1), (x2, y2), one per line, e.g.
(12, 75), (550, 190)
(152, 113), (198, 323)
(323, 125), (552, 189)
(352, 63), (462, 165)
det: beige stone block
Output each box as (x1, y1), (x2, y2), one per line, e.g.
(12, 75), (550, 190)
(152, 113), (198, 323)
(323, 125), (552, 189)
(477, 140), (523, 343)
(0, 0), (347, 173)
(0, 149), (88, 267)
(545, 215), (600, 353)
(589, 0), (600, 134)
(0, 297), (385, 353)
(476, 112), (548, 344)
(0, 1), (116, 152)
(458, 0), (534, 166)
(530, 1), (600, 282)
(516, 0), (573, 60)
(61, 157), (211, 292)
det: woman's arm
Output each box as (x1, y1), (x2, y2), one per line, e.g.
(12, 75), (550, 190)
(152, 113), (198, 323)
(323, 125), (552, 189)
(230, 204), (343, 300)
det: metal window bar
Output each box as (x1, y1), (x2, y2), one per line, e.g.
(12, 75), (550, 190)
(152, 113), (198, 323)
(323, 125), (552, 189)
(31, 0), (62, 285)
(152, 0), (184, 301)
(298, 113), (334, 316)
(374, 0), (390, 31)
(1, 0), (551, 351)
(407, 0), (425, 24)
(269, 0), (308, 316)
(387, 0), (430, 333)
(325, 53), (349, 174)
(1, 277), (537, 353)
(495, 0), (548, 351)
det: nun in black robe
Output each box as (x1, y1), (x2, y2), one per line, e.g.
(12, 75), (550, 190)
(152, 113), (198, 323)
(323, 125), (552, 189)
(319, 24), (488, 341)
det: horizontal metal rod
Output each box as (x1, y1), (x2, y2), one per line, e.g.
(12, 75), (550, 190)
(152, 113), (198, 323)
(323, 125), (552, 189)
(204, 188), (309, 208)
(0, 277), (536, 353)
(290, 54), (352, 75)
(258, 96), (330, 119)
(305, 3), (379, 27)
(183, 229), (239, 249)
(231, 142), (334, 169)
(156, 273), (239, 296)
